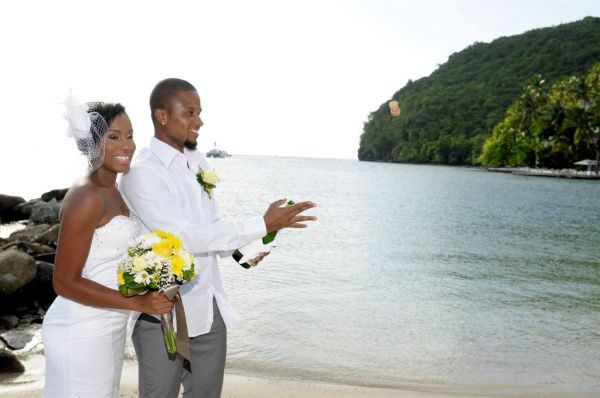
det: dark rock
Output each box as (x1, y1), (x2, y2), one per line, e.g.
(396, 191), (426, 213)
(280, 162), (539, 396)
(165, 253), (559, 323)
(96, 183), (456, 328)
(0, 194), (26, 224)
(30, 198), (59, 224)
(12, 199), (42, 219)
(0, 241), (55, 257)
(32, 252), (55, 264)
(0, 195), (25, 210)
(0, 315), (19, 329)
(0, 349), (24, 373)
(0, 249), (37, 296)
(0, 295), (26, 317)
(35, 224), (60, 246)
(41, 188), (68, 202)
(0, 261), (56, 316)
(22, 242), (54, 255)
(21, 261), (56, 310)
(8, 224), (50, 242)
(0, 289), (40, 317)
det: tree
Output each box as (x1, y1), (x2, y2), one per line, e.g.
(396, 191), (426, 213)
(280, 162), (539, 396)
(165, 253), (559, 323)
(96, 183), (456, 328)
(479, 63), (600, 169)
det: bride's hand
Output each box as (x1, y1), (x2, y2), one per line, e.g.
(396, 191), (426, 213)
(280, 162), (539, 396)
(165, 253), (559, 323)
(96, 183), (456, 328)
(136, 291), (174, 315)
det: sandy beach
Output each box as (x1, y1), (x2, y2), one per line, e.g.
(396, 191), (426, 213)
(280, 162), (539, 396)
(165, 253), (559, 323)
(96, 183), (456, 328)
(0, 354), (499, 398)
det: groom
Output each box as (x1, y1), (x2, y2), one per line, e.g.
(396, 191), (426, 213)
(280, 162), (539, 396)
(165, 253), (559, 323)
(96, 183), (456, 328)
(120, 78), (316, 398)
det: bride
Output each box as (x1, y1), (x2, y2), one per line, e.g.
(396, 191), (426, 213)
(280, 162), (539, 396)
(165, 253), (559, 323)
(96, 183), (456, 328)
(42, 97), (173, 398)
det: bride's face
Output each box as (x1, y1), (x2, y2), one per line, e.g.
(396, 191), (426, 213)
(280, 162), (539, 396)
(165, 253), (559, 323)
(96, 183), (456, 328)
(102, 113), (135, 173)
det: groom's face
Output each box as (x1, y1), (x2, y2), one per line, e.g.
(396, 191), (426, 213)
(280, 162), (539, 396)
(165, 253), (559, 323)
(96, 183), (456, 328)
(164, 90), (203, 150)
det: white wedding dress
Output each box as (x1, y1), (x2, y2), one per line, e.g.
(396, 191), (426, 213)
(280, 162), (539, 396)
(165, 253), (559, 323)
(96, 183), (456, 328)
(42, 215), (140, 398)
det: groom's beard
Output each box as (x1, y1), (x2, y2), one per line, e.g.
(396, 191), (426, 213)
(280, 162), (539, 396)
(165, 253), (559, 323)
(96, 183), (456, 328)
(184, 140), (198, 150)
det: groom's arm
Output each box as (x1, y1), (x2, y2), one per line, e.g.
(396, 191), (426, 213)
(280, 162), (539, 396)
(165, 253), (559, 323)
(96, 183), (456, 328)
(120, 165), (266, 256)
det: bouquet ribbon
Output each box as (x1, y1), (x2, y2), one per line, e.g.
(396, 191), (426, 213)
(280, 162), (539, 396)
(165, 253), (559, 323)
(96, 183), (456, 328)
(162, 284), (191, 361)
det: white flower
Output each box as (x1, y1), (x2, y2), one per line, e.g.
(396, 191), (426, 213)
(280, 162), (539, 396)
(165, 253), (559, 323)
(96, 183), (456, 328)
(132, 257), (148, 273)
(135, 233), (161, 249)
(181, 251), (195, 271)
(63, 90), (91, 140)
(134, 270), (152, 285)
(201, 169), (220, 186)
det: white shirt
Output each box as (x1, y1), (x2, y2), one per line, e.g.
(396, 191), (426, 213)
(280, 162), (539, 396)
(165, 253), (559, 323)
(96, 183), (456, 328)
(120, 137), (266, 336)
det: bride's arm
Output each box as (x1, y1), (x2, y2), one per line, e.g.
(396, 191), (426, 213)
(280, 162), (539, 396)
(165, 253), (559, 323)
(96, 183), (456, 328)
(53, 186), (173, 315)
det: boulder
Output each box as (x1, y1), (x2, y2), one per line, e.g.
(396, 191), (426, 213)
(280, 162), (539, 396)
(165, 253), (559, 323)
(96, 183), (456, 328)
(8, 224), (50, 242)
(35, 224), (61, 246)
(0, 249), (37, 296)
(12, 199), (41, 219)
(0, 315), (19, 329)
(32, 251), (55, 264)
(0, 194), (26, 224)
(22, 261), (56, 310)
(0, 289), (38, 318)
(0, 349), (25, 373)
(30, 198), (59, 224)
(0, 195), (25, 210)
(0, 261), (56, 316)
(41, 188), (68, 202)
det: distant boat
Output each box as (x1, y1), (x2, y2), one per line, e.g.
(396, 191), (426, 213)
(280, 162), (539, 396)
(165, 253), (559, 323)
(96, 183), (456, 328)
(206, 142), (231, 158)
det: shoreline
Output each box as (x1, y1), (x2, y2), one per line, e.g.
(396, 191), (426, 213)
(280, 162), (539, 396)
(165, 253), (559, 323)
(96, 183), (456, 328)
(485, 167), (600, 179)
(0, 355), (498, 398)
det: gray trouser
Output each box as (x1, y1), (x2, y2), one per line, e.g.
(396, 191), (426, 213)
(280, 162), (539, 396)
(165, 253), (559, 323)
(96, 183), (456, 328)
(132, 299), (227, 398)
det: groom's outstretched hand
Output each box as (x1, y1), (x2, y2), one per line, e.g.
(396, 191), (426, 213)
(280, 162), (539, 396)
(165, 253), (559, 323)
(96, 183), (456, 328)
(263, 199), (317, 233)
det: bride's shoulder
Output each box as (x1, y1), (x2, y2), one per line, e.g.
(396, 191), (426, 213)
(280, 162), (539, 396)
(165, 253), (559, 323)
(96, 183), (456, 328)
(60, 183), (103, 222)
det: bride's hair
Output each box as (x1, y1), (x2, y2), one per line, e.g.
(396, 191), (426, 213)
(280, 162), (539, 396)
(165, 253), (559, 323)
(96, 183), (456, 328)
(74, 102), (125, 155)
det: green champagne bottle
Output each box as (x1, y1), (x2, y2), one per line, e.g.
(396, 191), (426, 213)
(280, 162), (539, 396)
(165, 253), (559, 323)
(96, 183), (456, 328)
(233, 200), (295, 269)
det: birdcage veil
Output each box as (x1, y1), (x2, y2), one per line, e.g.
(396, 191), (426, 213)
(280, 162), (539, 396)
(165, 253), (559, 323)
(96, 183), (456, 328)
(63, 90), (108, 173)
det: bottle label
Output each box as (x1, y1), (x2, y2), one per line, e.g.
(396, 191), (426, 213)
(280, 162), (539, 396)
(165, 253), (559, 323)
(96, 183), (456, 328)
(236, 240), (272, 265)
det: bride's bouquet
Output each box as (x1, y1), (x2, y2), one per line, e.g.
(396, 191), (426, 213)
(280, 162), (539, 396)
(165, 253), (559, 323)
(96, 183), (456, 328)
(118, 230), (196, 357)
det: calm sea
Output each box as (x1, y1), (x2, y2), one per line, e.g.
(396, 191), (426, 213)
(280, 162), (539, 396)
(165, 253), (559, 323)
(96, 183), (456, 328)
(3, 156), (600, 397)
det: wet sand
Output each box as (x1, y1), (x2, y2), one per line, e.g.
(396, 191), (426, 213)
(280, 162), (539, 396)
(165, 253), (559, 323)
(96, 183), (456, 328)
(0, 355), (498, 398)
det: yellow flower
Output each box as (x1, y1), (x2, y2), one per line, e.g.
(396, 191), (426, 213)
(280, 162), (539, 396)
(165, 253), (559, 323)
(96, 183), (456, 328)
(152, 239), (173, 258)
(118, 270), (125, 285)
(168, 236), (182, 250)
(154, 230), (174, 240)
(171, 255), (184, 278)
(201, 169), (220, 186)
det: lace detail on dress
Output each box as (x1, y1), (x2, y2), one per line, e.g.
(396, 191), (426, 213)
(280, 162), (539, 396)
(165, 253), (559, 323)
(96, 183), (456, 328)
(81, 215), (140, 287)
(91, 215), (138, 254)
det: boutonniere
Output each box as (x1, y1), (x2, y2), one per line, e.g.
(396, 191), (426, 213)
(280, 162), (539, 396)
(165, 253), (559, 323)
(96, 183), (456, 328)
(196, 168), (220, 198)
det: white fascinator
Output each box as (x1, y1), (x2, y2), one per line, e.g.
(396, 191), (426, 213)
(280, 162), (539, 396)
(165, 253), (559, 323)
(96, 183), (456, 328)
(63, 90), (108, 173)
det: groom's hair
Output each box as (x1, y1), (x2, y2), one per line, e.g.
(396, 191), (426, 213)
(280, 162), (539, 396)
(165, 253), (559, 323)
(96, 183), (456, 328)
(150, 78), (197, 127)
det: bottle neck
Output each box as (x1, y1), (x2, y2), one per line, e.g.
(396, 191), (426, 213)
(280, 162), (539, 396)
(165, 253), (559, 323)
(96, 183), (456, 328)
(262, 230), (278, 244)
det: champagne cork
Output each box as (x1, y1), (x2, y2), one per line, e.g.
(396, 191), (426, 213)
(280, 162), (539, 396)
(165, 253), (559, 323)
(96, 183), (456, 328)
(388, 100), (401, 117)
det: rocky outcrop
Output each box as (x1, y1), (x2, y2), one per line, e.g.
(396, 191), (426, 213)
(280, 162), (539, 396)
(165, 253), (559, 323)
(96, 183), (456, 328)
(0, 315), (19, 329)
(8, 224), (51, 242)
(35, 224), (60, 246)
(41, 188), (68, 203)
(0, 191), (62, 339)
(30, 198), (60, 224)
(0, 349), (25, 373)
(0, 249), (37, 296)
(0, 194), (26, 224)
(20, 261), (56, 310)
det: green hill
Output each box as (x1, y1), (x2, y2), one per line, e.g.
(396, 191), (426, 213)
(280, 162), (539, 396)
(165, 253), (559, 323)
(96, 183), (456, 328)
(358, 16), (600, 164)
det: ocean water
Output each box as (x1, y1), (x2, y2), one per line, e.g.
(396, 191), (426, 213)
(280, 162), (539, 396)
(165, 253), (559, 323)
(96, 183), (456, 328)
(3, 156), (600, 397)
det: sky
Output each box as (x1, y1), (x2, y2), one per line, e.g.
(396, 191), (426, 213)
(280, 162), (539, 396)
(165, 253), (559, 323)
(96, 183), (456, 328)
(0, 0), (598, 199)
